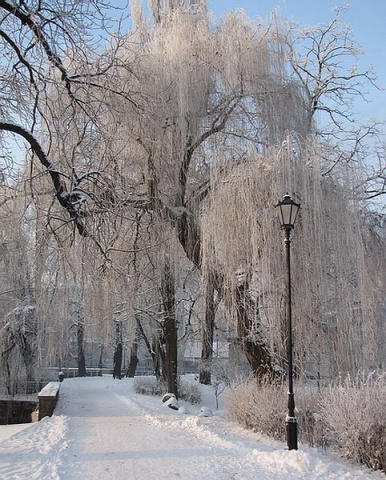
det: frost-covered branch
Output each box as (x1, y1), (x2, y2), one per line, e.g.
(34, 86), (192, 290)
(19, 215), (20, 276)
(0, 120), (89, 235)
(285, 9), (377, 135)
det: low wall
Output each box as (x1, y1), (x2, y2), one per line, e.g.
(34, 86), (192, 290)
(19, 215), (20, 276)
(38, 382), (60, 420)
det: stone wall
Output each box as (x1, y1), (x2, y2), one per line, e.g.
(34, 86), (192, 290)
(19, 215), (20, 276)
(38, 382), (60, 420)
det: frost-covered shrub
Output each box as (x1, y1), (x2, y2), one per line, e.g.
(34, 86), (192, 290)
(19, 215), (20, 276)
(134, 377), (165, 396)
(228, 371), (386, 472)
(296, 387), (329, 448)
(178, 378), (202, 404)
(134, 376), (201, 404)
(227, 377), (286, 441)
(227, 377), (326, 447)
(320, 371), (386, 472)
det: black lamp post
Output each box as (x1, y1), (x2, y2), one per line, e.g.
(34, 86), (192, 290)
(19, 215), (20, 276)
(276, 193), (300, 451)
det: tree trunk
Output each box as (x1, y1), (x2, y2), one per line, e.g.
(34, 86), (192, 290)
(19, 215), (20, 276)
(152, 336), (162, 380)
(164, 316), (178, 395)
(176, 208), (275, 381)
(20, 334), (36, 393)
(113, 321), (123, 379)
(158, 335), (168, 383)
(235, 284), (274, 379)
(134, 313), (161, 378)
(113, 343), (123, 379)
(126, 336), (139, 378)
(199, 278), (215, 385)
(77, 322), (87, 376)
(98, 344), (104, 376)
(161, 257), (178, 397)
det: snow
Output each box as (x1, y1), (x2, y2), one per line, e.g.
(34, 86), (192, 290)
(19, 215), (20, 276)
(0, 376), (383, 480)
(38, 382), (60, 397)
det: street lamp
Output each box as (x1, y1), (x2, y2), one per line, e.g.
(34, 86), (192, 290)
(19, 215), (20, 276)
(276, 193), (300, 451)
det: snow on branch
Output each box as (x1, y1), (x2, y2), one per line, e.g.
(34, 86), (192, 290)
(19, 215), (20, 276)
(0, 0), (73, 96)
(0, 120), (88, 236)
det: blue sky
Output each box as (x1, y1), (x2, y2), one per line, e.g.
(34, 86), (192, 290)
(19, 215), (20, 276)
(208, 0), (386, 125)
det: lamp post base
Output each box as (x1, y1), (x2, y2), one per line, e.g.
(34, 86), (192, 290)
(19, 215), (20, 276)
(286, 416), (298, 450)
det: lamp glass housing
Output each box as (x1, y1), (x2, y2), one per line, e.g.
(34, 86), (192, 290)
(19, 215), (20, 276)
(277, 194), (300, 229)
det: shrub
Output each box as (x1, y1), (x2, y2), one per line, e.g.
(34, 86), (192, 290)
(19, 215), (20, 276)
(134, 377), (165, 396)
(227, 376), (286, 441)
(227, 377), (328, 447)
(228, 371), (386, 473)
(320, 371), (386, 472)
(178, 378), (202, 404)
(134, 376), (201, 404)
(296, 387), (328, 448)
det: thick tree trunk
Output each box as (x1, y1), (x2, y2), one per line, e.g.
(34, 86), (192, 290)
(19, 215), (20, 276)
(176, 208), (275, 381)
(20, 335), (36, 393)
(164, 316), (178, 395)
(161, 257), (178, 397)
(199, 278), (215, 385)
(235, 284), (274, 379)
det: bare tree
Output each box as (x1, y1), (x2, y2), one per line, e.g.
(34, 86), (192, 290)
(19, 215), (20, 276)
(282, 6), (385, 200)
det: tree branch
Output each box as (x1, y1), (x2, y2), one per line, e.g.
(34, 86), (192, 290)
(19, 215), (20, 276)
(0, 120), (88, 236)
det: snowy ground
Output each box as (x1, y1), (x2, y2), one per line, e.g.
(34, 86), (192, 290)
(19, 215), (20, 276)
(0, 376), (383, 480)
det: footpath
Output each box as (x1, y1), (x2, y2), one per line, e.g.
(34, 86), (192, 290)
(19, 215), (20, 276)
(0, 377), (383, 480)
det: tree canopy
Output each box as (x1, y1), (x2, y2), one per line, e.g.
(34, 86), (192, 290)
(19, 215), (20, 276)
(0, 1), (385, 393)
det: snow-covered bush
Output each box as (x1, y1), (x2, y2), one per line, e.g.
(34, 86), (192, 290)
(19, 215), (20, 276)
(227, 377), (326, 446)
(320, 371), (386, 472)
(296, 389), (327, 448)
(178, 378), (202, 404)
(227, 377), (286, 441)
(134, 377), (165, 396)
(134, 376), (201, 404)
(228, 371), (386, 472)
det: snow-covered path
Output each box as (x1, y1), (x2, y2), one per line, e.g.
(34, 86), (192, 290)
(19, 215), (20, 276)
(56, 377), (276, 480)
(57, 377), (253, 480)
(0, 376), (384, 479)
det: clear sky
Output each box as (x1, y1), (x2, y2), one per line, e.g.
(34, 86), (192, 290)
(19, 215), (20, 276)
(208, 0), (386, 125)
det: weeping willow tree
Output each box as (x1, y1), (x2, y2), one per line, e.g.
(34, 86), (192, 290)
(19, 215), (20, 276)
(201, 133), (385, 379)
(0, 172), (40, 394)
(97, 4), (301, 378)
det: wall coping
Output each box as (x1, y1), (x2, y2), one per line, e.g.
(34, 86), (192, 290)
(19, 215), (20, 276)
(38, 382), (60, 399)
